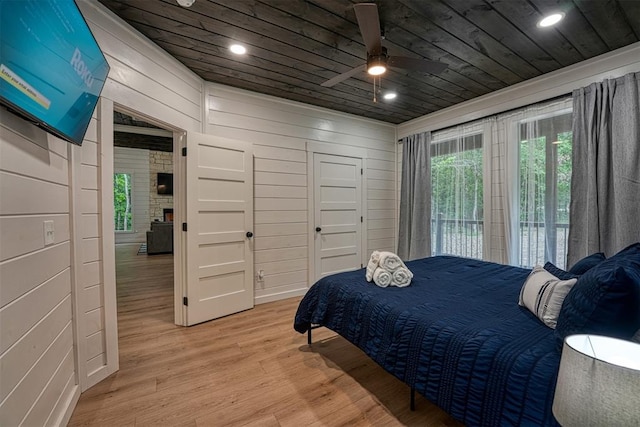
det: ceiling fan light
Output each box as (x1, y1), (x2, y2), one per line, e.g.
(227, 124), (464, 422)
(368, 64), (386, 75)
(229, 44), (247, 55)
(537, 12), (565, 28)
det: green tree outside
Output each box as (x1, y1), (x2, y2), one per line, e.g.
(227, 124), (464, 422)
(114, 172), (132, 231)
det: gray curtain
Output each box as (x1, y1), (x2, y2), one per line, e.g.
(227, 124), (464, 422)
(398, 132), (431, 260)
(567, 72), (640, 265)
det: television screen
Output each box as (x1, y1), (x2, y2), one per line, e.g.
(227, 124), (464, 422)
(157, 173), (173, 195)
(0, 0), (110, 146)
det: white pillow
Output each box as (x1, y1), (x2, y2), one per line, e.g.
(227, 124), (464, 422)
(518, 265), (577, 329)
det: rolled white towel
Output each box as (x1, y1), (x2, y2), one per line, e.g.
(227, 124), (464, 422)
(365, 250), (381, 282)
(372, 267), (392, 288)
(391, 267), (413, 287)
(378, 251), (405, 272)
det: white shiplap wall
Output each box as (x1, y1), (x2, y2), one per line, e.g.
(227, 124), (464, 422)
(0, 1), (204, 425)
(114, 147), (150, 244)
(206, 84), (397, 303)
(0, 114), (78, 426)
(76, 0), (204, 388)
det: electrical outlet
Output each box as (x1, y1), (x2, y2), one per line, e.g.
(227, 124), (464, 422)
(44, 220), (55, 245)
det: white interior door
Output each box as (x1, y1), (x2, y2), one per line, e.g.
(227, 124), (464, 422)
(185, 133), (254, 325)
(314, 153), (362, 280)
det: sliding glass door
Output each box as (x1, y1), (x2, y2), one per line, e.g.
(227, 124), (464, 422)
(517, 112), (572, 268)
(431, 127), (485, 259)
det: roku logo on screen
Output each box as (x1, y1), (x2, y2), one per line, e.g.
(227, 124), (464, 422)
(70, 48), (94, 89)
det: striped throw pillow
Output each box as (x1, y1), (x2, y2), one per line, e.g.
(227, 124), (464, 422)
(519, 266), (578, 329)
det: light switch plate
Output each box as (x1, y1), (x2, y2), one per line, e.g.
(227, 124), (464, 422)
(44, 220), (55, 245)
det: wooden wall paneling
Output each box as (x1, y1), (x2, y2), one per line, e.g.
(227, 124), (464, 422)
(0, 173), (69, 215)
(368, 179), (395, 190)
(255, 185), (307, 199)
(254, 247), (308, 264)
(0, 128), (69, 184)
(0, 268), (71, 353)
(78, 2), (202, 108)
(0, 243), (70, 307)
(44, 365), (77, 426)
(0, 215), (70, 261)
(0, 297), (73, 403)
(0, 323), (74, 426)
(254, 198), (307, 211)
(21, 347), (75, 427)
(85, 331), (105, 361)
(82, 214), (100, 238)
(79, 189), (98, 214)
(83, 284), (103, 313)
(255, 210), (308, 224)
(209, 89), (397, 143)
(211, 110), (394, 151)
(255, 158), (306, 175)
(208, 84), (394, 303)
(255, 223), (307, 237)
(256, 258), (307, 276)
(254, 235), (308, 251)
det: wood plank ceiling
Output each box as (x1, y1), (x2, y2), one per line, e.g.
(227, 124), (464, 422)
(98, 0), (640, 124)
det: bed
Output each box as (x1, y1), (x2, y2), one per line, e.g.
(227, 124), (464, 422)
(294, 256), (562, 426)
(295, 245), (640, 426)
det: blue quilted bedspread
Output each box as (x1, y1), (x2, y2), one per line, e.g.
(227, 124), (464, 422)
(294, 256), (561, 426)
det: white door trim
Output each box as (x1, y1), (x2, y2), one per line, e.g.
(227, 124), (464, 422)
(306, 142), (368, 287)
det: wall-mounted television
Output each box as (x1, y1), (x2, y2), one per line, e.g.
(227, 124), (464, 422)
(157, 173), (173, 195)
(0, 0), (110, 146)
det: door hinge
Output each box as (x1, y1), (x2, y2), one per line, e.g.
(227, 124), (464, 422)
(183, 296), (188, 306)
(361, 216), (363, 223)
(182, 222), (187, 232)
(182, 147), (187, 156)
(361, 168), (363, 175)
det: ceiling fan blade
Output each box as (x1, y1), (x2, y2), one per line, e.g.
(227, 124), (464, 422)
(388, 56), (448, 75)
(354, 3), (382, 55)
(321, 64), (366, 87)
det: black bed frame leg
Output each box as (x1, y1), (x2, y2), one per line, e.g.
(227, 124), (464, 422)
(307, 328), (312, 345)
(410, 387), (416, 411)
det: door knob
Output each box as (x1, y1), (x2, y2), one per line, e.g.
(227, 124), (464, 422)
(246, 231), (253, 238)
(315, 227), (322, 232)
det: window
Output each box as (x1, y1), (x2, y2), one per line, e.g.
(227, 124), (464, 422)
(431, 130), (484, 259)
(518, 112), (572, 268)
(114, 172), (133, 232)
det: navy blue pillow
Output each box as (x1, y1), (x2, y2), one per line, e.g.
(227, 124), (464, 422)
(555, 248), (640, 348)
(568, 252), (606, 275)
(543, 262), (579, 281)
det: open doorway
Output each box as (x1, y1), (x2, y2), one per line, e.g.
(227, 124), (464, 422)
(111, 107), (182, 331)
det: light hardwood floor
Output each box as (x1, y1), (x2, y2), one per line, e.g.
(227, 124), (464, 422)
(68, 243), (462, 426)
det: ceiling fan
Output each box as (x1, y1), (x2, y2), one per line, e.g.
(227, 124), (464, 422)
(321, 3), (448, 88)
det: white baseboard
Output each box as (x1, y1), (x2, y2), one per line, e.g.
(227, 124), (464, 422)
(254, 287), (308, 305)
(53, 383), (80, 427)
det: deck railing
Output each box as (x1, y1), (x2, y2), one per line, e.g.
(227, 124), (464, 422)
(431, 214), (570, 268)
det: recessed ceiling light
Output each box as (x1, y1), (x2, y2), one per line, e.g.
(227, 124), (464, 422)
(537, 12), (565, 28)
(229, 44), (247, 55)
(176, 0), (195, 7)
(383, 92), (397, 100)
